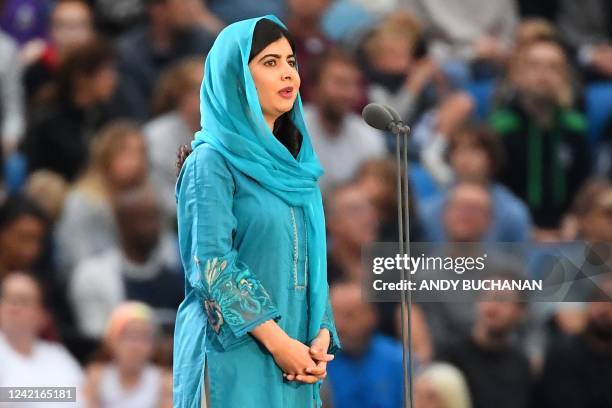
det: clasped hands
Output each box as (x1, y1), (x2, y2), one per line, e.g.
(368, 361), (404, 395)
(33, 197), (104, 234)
(275, 328), (334, 384)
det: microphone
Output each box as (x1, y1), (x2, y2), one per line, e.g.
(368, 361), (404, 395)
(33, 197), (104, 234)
(382, 104), (411, 134)
(362, 102), (414, 408)
(361, 103), (409, 134)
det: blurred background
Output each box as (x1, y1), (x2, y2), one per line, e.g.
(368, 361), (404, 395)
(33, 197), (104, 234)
(0, 0), (611, 407)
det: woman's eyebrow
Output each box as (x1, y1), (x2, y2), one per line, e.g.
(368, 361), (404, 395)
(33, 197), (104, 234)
(258, 53), (296, 62)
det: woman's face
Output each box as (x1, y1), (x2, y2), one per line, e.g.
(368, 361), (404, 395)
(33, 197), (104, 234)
(248, 37), (300, 129)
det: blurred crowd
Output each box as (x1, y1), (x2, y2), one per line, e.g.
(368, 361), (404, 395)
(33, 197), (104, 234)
(0, 0), (612, 407)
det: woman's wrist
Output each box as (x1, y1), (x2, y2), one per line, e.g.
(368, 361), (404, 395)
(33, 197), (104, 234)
(250, 319), (290, 354)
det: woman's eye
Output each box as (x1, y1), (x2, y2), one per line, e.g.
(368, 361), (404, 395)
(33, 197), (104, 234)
(264, 60), (276, 67)
(288, 60), (296, 67)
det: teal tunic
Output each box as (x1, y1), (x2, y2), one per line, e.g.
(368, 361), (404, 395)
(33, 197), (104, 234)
(173, 145), (340, 408)
(173, 14), (341, 407)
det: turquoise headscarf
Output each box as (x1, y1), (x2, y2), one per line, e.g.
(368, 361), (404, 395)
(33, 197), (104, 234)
(192, 13), (328, 357)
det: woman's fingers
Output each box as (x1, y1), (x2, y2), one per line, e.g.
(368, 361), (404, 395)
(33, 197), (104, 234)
(283, 365), (327, 382)
(294, 374), (320, 384)
(309, 348), (335, 362)
(305, 361), (327, 376)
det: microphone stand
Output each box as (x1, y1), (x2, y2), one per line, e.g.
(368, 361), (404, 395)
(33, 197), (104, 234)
(390, 122), (414, 408)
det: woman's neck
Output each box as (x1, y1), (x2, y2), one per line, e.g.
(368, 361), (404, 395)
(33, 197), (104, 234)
(264, 114), (277, 132)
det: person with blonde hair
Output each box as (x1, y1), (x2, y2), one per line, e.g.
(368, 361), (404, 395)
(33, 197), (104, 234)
(83, 301), (172, 408)
(145, 57), (203, 224)
(359, 11), (446, 124)
(414, 362), (472, 408)
(23, 170), (70, 223)
(55, 120), (148, 279)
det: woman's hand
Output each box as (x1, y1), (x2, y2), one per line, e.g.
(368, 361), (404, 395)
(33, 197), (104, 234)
(271, 337), (318, 379)
(250, 320), (318, 379)
(284, 328), (334, 383)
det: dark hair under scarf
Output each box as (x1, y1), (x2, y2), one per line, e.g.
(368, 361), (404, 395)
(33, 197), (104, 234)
(177, 18), (302, 174)
(248, 18), (302, 159)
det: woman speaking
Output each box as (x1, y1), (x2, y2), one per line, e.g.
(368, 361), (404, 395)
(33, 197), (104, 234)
(173, 15), (341, 408)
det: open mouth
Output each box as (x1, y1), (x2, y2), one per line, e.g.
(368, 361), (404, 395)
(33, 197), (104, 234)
(278, 87), (294, 99)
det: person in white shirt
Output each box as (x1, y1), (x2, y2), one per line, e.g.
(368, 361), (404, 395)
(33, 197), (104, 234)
(144, 57), (202, 225)
(0, 272), (83, 407)
(82, 302), (172, 408)
(69, 183), (183, 339)
(304, 49), (387, 192)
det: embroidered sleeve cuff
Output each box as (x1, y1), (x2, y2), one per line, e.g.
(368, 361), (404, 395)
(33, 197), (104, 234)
(198, 257), (281, 350)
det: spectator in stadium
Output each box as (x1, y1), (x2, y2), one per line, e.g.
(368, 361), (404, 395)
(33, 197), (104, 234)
(490, 37), (590, 239)
(21, 38), (118, 182)
(545, 180), (612, 335)
(23, 170), (70, 224)
(438, 283), (531, 408)
(55, 121), (148, 278)
(0, 195), (47, 279)
(70, 183), (182, 339)
(22, 172), (73, 325)
(0, 20), (24, 155)
(23, 0), (96, 106)
(0, 272), (83, 395)
(412, 92), (474, 191)
(357, 11), (446, 124)
(304, 49), (386, 192)
(442, 182), (493, 243)
(405, 0), (518, 82)
(354, 158), (424, 242)
(115, 0), (216, 121)
(326, 281), (404, 408)
(83, 301), (173, 408)
(419, 123), (532, 242)
(145, 57), (202, 225)
(325, 182), (379, 284)
(534, 277), (612, 408)
(414, 362), (472, 408)
(418, 182), (494, 355)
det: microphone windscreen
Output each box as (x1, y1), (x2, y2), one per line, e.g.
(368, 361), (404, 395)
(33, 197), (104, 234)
(362, 103), (394, 131)
(383, 104), (402, 123)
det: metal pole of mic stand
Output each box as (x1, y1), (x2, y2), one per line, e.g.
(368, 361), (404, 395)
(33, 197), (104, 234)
(400, 125), (414, 408)
(392, 124), (413, 408)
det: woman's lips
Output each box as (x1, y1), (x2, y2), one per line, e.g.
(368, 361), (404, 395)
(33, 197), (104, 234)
(278, 87), (294, 99)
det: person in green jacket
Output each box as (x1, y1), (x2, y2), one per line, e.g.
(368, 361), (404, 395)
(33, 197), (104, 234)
(490, 37), (590, 235)
(172, 15), (341, 408)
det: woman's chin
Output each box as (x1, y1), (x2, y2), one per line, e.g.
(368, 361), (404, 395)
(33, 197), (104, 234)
(277, 97), (297, 112)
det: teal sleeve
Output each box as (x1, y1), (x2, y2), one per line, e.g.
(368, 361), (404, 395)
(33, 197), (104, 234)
(177, 146), (281, 350)
(320, 295), (342, 354)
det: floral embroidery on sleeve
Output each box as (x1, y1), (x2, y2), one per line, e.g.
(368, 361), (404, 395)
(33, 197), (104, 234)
(200, 257), (280, 339)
